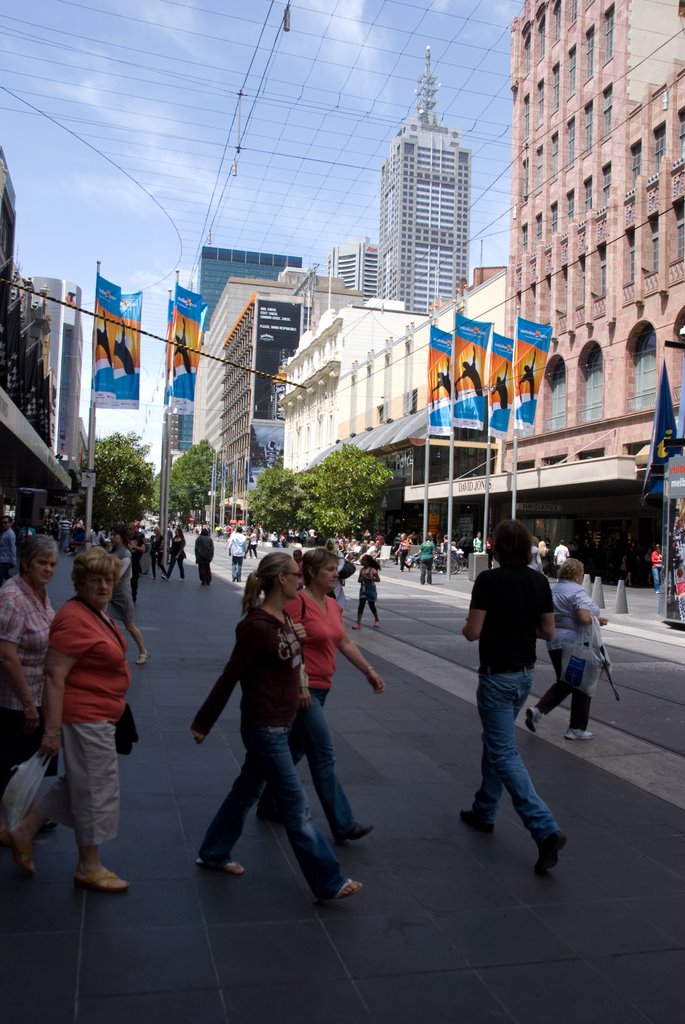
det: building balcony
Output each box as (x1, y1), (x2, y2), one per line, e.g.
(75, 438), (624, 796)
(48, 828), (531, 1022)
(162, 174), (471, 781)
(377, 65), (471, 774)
(669, 258), (684, 283)
(575, 305), (586, 326)
(623, 281), (636, 304)
(592, 295), (606, 318)
(643, 270), (659, 294)
(557, 313), (568, 333)
(579, 403), (603, 424)
(626, 390), (656, 413)
(672, 162), (685, 202)
(543, 413), (566, 432)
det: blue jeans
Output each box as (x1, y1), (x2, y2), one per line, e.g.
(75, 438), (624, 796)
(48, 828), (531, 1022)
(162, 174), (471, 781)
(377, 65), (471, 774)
(472, 669), (559, 843)
(258, 688), (356, 841)
(652, 566), (661, 594)
(198, 724), (346, 899)
(231, 555), (244, 581)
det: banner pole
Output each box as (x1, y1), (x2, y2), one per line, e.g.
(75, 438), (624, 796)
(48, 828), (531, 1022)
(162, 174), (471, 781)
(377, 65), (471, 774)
(446, 315), (456, 580)
(84, 260), (100, 545)
(511, 308), (520, 519)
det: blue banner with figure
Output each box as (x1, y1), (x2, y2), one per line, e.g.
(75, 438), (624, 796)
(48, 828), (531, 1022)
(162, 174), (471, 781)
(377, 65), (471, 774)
(92, 276), (143, 408)
(427, 326), (453, 437)
(171, 284), (207, 413)
(454, 314), (490, 431)
(642, 362), (679, 503)
(513, 316), (553, 435)
(487, 332), (514, 439)
(92, 274), (122, 408)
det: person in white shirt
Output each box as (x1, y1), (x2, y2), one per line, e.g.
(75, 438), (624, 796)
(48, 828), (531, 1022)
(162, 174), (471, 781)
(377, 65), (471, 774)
(228, 527), (249, 582)
(553, 540), (569, 574)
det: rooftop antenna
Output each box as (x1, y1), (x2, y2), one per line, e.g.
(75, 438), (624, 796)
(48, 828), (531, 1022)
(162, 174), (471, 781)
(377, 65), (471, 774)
(415, 45), (440, 126)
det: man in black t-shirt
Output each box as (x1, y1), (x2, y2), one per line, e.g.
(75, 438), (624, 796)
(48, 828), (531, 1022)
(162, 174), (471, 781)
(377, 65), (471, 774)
(461, 519), (566, 875)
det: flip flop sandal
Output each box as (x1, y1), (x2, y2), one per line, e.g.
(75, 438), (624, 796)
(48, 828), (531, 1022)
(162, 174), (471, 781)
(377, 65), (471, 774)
(73, 869), (129, 893)
(135, 652), (151, 665)
(332, 879), (363, 900)
(9, 833), (35, 875)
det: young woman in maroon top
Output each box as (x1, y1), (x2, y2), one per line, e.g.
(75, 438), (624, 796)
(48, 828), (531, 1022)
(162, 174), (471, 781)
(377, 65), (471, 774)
(192, 551), (362, 902)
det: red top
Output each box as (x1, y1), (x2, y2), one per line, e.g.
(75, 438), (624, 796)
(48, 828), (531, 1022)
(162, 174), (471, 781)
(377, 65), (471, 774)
(652, 549), (663, 568)
(285, 592), (345, 691)
(48, 599), (130, 724)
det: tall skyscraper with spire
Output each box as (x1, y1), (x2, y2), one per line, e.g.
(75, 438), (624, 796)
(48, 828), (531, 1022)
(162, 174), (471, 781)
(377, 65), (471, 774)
(379, 46), (471, 313)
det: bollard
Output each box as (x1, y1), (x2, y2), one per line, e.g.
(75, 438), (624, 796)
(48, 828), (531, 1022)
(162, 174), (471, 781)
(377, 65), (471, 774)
(591, 576), (605, 609)
(582, 573), (592, 596)
(614, 579), (629, 614)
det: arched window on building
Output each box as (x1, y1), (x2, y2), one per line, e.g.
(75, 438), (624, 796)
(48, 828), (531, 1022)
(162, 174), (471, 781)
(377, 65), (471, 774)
(630, 327), (657, 411)
(581, 345), (603, 422)
(545, 358), (566, 430)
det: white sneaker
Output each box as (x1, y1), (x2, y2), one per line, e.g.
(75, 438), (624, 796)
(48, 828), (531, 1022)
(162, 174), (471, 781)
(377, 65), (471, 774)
(564, 728), (593, 740)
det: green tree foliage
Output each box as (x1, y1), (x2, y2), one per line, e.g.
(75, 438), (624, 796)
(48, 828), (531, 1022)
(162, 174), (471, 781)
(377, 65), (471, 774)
(249, 466), (303, 534)
(168, 439), (215, 520)
(92, 432), (155, 526)
(302, 445), (393, 537)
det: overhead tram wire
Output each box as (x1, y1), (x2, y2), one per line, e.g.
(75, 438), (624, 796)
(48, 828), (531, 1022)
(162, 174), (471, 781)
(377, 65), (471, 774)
(0, 83), (183, 293)
(1, 277), (307, 395)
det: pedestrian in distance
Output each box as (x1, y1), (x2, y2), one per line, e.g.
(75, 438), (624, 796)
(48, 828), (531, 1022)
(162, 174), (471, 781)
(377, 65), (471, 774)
(526, 558), (607, 741)
(128, 523), (146, 603)
(353, 554), (381, 629)
(108, 524), (150, 665)
(191, 551), (363, 902)
(461, 518), (566, 875)
(164, 527), (186, 581)
(396, 533), (411, 572)
(228, 526), (249, 582)
(149, 526), (164, 579)
(651, 543), (663, 596)
(257, 546), (384, 844)
(418, 532), (436, 585)
(194, 527), (215, 586)
(0, 515), (17, 586)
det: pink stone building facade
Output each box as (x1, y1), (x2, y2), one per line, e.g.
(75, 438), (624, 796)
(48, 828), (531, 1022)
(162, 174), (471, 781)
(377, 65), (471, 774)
(504, 0), (685, 547)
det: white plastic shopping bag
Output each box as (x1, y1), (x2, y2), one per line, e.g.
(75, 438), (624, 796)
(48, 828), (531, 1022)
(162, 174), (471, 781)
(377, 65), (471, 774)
(1, 751), (50, 829)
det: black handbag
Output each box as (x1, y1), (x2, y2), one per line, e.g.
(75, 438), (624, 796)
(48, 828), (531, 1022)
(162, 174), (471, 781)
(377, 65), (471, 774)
(115, 703), (139, 755)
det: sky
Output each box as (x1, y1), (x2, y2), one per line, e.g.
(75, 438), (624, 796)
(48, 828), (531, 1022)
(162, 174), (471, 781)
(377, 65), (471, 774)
(0, 0), (522, 468)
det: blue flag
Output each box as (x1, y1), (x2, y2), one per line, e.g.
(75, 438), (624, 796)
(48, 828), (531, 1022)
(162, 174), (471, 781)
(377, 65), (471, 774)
(642, 363), (679, 503)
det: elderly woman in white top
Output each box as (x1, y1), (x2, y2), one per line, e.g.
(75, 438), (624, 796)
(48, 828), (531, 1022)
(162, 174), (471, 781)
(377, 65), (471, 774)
(526, 557), (607, 741)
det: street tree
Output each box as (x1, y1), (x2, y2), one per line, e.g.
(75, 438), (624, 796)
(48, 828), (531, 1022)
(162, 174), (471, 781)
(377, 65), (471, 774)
(92, 432), (156, 526)
(248, 465), (303, 534)
(168, 439), (215, 521)
(301, 445), (392, 537)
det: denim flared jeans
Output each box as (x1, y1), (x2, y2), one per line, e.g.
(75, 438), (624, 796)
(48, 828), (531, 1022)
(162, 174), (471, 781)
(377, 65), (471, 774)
(198, 724), (346, 899)
(472, 668), (559, 843)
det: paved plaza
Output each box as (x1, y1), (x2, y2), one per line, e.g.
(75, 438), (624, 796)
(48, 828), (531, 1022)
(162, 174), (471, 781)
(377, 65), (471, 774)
(2, 545), (684, 1023)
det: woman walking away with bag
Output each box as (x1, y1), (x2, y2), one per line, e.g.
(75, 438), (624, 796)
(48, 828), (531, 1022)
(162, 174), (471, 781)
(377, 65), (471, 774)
(353, 554), (381, 629)
(191, 552), (362, 902)
(150, 526), (164, 580)
(0, 535), (58, 865)
(10, 547), (131, 890)
(164, 526), (186, 581)
(526, 558), (607, 741)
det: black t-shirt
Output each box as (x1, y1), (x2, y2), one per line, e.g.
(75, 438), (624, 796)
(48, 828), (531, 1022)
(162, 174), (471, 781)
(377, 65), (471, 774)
(470, 566), (553, 671)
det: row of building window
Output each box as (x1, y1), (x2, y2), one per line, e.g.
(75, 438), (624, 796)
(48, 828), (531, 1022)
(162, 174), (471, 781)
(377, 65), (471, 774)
(544, 329), (656, 433)
(523, 3), (614, 74)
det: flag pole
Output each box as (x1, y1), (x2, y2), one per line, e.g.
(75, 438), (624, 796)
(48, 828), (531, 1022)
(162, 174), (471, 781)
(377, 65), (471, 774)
(160, 280), (177, 560)
(511, 308), (520, 519)
(446, 308), (456, 579)
(84, 260), (100, 546)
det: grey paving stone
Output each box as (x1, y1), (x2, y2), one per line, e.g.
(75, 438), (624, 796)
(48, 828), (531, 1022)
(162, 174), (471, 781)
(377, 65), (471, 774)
(432, 905), (578, 966)
(208, 920), (347, 987)
(357, 970), (511, 1024)
(587, 949), (685, 1024)
(224, 978), (368, 1022)
(79, 926), (217, 996)
(323, 912), (466, 977)
(77, 989), (227, 1024)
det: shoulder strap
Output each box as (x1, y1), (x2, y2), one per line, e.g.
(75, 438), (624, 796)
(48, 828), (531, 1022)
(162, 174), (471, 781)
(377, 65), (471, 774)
(70, 595), (126, 651)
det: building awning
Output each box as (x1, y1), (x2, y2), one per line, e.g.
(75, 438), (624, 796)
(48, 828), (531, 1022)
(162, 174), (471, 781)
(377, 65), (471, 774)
(0, 385), (71, 494)
(305, 409), (429, 469)
(633, 444), (651, 469)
